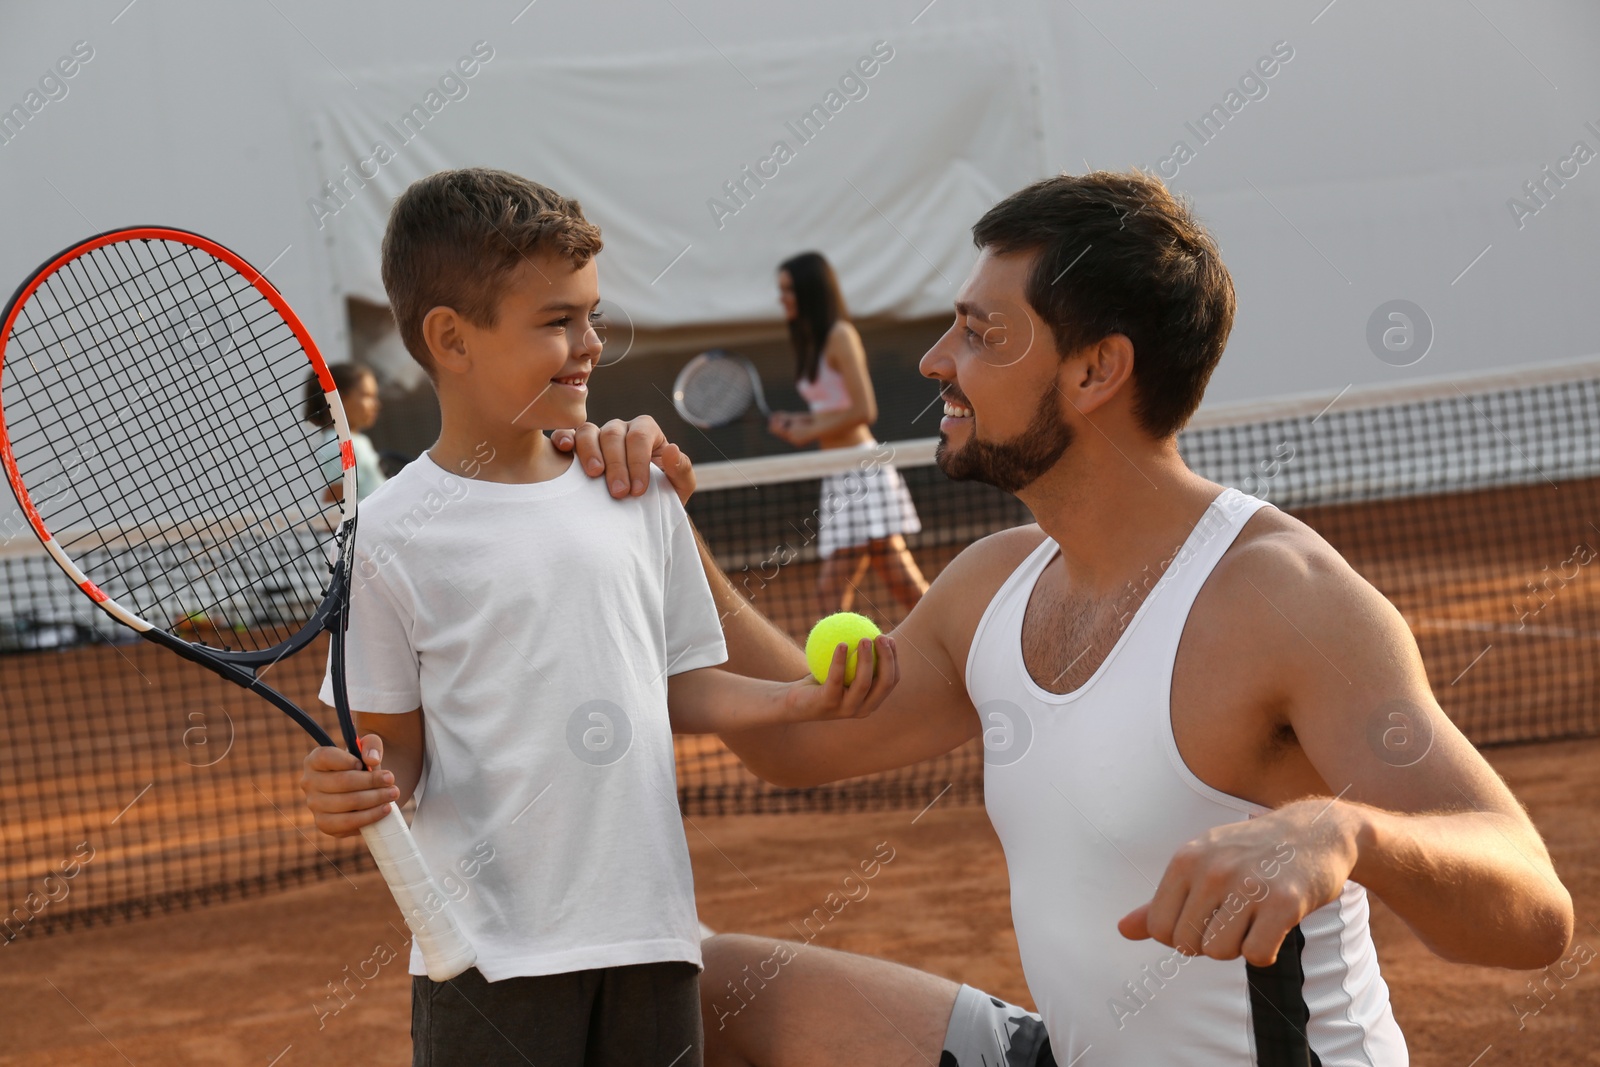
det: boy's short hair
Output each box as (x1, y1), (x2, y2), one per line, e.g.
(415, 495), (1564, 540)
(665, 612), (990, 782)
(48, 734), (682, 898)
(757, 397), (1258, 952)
(381, 168), (604, 373)
(971, 170), (1234, 439)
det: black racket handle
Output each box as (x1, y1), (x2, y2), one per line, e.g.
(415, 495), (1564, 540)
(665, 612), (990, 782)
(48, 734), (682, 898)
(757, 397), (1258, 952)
(1245, 925), (1320, 1067)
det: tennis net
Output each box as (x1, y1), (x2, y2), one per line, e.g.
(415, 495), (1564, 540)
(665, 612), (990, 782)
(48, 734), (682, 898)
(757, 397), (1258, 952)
(2, 358), (1597, 937)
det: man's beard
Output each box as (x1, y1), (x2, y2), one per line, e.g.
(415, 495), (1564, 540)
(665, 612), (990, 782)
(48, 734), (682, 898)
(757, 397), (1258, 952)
(935, 387), (1074, 493)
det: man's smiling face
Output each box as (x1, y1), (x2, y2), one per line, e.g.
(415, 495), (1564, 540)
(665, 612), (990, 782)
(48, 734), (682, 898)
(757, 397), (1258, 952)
(919, 247), (1075, 493)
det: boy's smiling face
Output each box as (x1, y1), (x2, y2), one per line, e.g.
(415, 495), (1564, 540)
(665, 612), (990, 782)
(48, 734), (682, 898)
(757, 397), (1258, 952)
(441, 251), (603, 433)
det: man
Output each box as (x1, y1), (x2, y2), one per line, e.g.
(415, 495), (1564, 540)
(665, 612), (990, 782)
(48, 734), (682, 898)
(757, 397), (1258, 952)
(650, 172), (1572, 1065)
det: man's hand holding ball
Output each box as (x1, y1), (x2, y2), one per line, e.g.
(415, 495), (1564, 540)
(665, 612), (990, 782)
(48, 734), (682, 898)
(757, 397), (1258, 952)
(779, 612), (898, 723)
(806, 612), (882, 684)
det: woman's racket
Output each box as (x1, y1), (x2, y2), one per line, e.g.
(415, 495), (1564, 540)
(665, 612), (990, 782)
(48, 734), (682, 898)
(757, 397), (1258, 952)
(671, 348), (771, 428)
(0, 227), (476, 981)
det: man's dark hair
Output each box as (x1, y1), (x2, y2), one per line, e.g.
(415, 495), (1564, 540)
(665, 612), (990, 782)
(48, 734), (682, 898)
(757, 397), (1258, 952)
(381, 168), (604, 373)
(971, 170), (1235, 438)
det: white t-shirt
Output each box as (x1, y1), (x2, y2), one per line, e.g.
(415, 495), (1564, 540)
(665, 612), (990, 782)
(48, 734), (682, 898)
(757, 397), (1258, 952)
(318, 450), (727, 980)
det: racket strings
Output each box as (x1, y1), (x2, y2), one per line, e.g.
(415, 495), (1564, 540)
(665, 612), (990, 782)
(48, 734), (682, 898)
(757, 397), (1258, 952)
(679, 354), (757, 426)
(79, 241), (342, 644)
(17, 249), (274, 522)
(33, 247), (313, 577)
(9, 242), (261, 462)
(5, 240), (191, 353)
(10, 244), (319, 633)
(2, 237), (344, 652)
(16, 248), (276, 472)
(51, 244), (339, 648)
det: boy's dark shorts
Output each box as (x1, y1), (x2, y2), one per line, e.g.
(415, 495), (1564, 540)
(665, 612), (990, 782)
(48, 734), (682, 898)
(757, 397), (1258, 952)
(412, 960), (701, 1067)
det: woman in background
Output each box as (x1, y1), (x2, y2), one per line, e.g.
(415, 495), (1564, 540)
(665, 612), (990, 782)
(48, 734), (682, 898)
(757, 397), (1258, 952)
(768, 251), (928, 612)
(303, 362), (386, 504)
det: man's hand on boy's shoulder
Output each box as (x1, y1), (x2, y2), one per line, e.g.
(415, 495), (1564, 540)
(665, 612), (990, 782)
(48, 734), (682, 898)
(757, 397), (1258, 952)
(553, 416), (695, 506)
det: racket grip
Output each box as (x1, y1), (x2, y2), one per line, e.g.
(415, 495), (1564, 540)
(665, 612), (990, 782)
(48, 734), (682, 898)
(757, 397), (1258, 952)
(360, 804), (477, 981)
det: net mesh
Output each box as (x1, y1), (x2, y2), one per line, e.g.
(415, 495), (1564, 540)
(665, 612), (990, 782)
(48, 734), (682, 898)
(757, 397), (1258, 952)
(2, 365), (1597, 938)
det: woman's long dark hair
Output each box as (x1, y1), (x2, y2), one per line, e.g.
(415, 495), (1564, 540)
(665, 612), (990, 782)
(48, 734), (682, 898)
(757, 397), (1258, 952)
(303, 363), (376, 429)
(780, 251), (849, 383)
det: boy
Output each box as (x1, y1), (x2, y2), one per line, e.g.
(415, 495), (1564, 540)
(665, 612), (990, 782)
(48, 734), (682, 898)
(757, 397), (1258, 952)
(299, 168), (897, 1065)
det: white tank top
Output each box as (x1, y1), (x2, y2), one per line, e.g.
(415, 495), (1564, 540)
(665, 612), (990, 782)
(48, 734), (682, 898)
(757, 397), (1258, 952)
(969, 488), (1407, 1066)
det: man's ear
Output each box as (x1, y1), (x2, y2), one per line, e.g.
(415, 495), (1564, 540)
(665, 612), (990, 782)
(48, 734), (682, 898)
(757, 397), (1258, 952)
(422, 306), (469, 374)
(1068, 333), (1135, 416)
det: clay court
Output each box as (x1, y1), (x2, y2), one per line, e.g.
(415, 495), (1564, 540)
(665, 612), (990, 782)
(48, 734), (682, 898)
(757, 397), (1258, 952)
(1, 735), (1596, 1065)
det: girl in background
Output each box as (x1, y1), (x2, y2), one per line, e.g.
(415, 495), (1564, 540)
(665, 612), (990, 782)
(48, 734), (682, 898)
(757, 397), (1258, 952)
(304, 362), (386, 504)
(767, 251), (928, 611)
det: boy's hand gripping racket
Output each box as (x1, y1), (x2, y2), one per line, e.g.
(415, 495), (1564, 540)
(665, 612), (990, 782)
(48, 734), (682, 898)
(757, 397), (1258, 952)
(0, 228), (475, 981)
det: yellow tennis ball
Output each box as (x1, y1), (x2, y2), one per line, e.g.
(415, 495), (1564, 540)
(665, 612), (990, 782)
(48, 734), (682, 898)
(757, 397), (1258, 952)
(805, 612), (881, 685)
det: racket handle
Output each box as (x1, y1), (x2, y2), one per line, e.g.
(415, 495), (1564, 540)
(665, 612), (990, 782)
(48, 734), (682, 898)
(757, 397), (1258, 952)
(360, 804), (477, 981)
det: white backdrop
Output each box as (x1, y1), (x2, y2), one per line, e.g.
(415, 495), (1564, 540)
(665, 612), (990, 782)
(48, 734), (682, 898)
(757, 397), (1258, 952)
(2, 0), (1597, 409)
(305, 28), (1042, 328)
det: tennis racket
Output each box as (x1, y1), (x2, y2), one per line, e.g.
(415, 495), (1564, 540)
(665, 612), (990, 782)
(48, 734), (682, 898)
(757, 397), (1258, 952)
(671, 348), (771, 429)
(0, 227), (475, 981)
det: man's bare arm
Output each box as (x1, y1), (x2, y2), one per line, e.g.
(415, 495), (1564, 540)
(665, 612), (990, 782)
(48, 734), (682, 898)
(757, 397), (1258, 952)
(1275, 542), (1573, 966)
(1125, 529), (1574, 969)
(666, 642), (894, 734)
(704, 526), (1043, 787)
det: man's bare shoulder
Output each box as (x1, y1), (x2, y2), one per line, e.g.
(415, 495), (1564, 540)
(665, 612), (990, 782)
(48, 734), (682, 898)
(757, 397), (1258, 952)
(1203, 506), (1401, 665)
(1214, 508), (1361, 591)
(932, 522), (1051, 596)
(896, 521), (1049, 693)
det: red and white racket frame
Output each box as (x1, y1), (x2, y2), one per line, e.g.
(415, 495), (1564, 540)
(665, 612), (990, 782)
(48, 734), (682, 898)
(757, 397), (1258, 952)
(0, 227), (360, 614)
(0, 227), (475, 981)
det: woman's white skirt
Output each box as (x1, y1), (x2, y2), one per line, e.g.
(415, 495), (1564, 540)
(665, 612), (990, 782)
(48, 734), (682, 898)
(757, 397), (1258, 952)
(815, 463), (922, 559)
